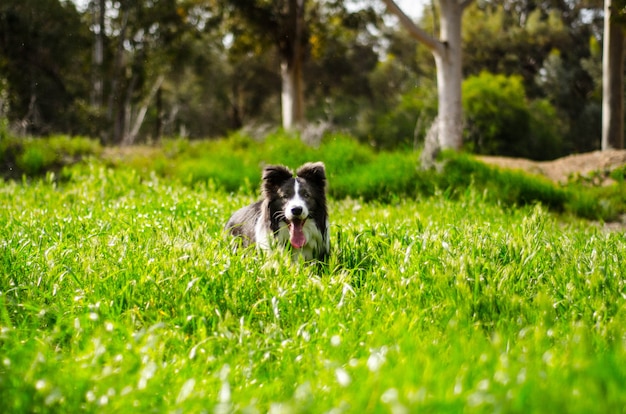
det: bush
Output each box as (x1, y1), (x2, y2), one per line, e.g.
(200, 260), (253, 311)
(564, 182), (626, 220)
(462, 71), (565, 160)
(17, 145), (56, 175)
(0, 134), (101, 178)
(319, 133), (374, 171)
(46, 135), (102, 158)
(329, 151), (424, 201)
(440, 151), (570, 210)
(4, 131), (623, 221)
(356, 85), (437, 149)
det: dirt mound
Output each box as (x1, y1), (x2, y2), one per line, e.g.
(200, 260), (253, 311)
(477, 149), (626, 184)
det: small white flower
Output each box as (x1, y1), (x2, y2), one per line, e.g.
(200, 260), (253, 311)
(176, 378), (196, 404)
(380, 387), (399, 403)
(335, 368), (351, 387)
(367, 352), (385, 372)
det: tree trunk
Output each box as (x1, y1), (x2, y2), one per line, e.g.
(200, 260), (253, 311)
(280, 57), (305, 130)
(280, 0), (306, 130)
(155, 85), (162, 141)
(434, 0), (464, 151)
(382, 0), (471, 154)
(107, 8), (129, 145)
(90, 0), (105, 108)
(124, 75), (164, 146)
(602, 0), (625, 150)
(120, 74), (137, 145)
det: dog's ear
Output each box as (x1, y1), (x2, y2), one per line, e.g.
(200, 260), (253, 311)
(261, 165), (293, 196)
(296, 162), (326, 190)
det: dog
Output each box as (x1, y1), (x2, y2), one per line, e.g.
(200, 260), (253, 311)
(225, 162), (329, 261)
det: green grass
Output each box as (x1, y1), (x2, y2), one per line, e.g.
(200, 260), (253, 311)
(1, 164), (625, 413)
(105, 133), (626, 220)
(4, 132), (626, 220)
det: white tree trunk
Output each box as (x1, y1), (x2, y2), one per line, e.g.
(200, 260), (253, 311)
(382, 0), (472, 153)
(123, 75), (165, 146)
(435, 0), (464, 150)
(90, 0), (105, 108)
(601, 0), (625, 150)
(281, 59), (305, 130)
(280, 0), (306, 130)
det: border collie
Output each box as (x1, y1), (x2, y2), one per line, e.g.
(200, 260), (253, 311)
(225, 162), (329, 261)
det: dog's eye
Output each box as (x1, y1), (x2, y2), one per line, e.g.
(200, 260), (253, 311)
(301, 190), (310, 199)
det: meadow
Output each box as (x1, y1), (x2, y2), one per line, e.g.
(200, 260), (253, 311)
(1, 134), (626, 413)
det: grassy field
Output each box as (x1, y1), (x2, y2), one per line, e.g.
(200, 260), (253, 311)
(1, 144), (626, 412)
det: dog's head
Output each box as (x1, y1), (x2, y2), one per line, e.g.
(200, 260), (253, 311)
(261, 162), (327, 249)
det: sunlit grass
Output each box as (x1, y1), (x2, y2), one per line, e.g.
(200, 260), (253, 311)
(1, 166), (625, 413)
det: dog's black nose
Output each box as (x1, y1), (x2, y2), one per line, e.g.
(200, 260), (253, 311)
(291, 206), (303, 216)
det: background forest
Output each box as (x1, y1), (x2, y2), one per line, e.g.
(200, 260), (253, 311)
(0, 0), (611, 159)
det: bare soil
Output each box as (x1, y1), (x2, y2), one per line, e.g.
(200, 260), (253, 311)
(478, 149), (626, 230)
(477, 149), (626, 185)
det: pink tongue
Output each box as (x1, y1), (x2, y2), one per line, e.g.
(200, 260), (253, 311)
(289, 220), (306, 249)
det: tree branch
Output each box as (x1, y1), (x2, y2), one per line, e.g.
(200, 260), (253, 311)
(381, 0), (444, 55)
(459, 0), (475, 11)
(124, 74), (165, 146)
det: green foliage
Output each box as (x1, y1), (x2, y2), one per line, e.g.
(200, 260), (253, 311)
(4, 132), (622, 221)
(357, 85), (437, 149)
(17, 145), (55, 176)
(0, 0), (606, 155)
(45, 135), (102, 158)
(462, 2), (598, 154)
(463, 72), (564, 160)
(565, 182), (626, 220)
(610, 164), (626, 183)
(437, 151), (573, 218)
(527, 99), (565, 158)
(0, 135), (101, 177)
(463, 72), (528, 155)
(330, 151), (425, 201)
(1, 167), (625, 412)
(0, 0), (92, 135)
(354, 55), (438, 149)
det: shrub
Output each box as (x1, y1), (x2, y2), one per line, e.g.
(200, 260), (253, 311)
(0, 134), (101, 178)
(463, 71), (565, 160)
(526, 99), (565, 159)
(177, 155), (259, 192)
(356, 86), (437, 149)
(46, 135), (102, 158)
(565, 182), (626, 220)
(463, 72), (529, 156)
(440, 151), (569, 210)
(318, 133), (374, 171)
(3, 131), (623, 221)
(329, 151), (423, 201)
(17, 145), (56, 175)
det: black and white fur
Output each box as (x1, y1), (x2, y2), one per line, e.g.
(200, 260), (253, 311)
(225, 162), (329, 261)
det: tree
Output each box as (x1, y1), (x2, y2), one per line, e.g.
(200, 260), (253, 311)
(226, 0), (308, 130)
(91, 0), (219, 145)
(382, 0), (474, 154)
(304, 4), (380, 127)
(602, 0), (625, 150)
(0, 0), (92, 135)
(224, 0), (381, 132)
(461, 2), (602, 154)
(89, 0), (105, 109)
